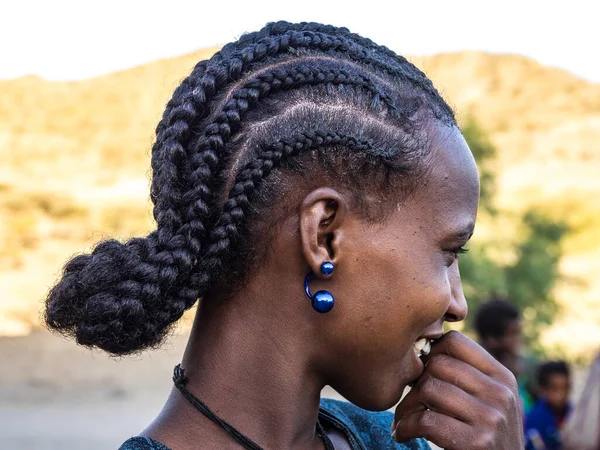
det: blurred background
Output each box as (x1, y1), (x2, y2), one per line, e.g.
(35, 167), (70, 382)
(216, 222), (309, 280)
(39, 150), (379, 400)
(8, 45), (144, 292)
(1, 0), (599, 448)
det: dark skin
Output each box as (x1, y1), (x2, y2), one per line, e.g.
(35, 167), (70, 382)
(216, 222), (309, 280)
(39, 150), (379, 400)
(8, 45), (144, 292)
(481, 319), (522, 360)
(480, 319), (523, 377)
(142, 122), (523, 449)
(540, 374), (570, 414)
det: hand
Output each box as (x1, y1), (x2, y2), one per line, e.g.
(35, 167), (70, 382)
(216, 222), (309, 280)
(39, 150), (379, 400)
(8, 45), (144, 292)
(392, 331), (524, 450)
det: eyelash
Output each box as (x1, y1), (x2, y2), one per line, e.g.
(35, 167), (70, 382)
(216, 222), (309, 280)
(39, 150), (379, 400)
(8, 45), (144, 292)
(446, 246), (469, 264)
(453, 246), (469, 256)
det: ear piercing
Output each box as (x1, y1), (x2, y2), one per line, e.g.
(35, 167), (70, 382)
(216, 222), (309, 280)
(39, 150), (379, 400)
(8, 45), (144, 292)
(304, 262), (335, 313)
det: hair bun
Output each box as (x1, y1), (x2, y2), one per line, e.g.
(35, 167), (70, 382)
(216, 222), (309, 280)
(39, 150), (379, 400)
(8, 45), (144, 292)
(45, 238), (190, 355)
(44, 20), (454, 356)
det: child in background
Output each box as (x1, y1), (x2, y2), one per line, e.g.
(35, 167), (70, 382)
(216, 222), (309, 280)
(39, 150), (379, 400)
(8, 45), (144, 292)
(525, 361), (572, 450)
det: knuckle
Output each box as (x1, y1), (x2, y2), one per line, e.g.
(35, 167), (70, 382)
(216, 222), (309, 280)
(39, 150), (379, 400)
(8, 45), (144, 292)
(502, 384), (518, 408)
(472, 432), (495, 450)
(486, 407), (507, 429)
(416, 409), (437, 431)
(494, 363), (518, 390)
(427, 353), (452, 370)
(490, 382), (517, 409)
(421, 376), (444, 398)
(505, 370), (519, 391)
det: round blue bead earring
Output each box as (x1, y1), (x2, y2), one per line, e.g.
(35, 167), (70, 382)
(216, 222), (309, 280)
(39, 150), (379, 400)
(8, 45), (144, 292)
(304, 262), (335, 313)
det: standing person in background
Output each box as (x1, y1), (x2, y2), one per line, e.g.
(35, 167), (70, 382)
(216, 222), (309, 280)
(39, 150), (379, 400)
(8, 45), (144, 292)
(474, 299), (522, 371)
(525, 361), (572, 450)
(475, 298), (536, 413)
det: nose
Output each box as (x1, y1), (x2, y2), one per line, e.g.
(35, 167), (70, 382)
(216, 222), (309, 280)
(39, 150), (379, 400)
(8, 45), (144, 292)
(444, 264), (468, 323)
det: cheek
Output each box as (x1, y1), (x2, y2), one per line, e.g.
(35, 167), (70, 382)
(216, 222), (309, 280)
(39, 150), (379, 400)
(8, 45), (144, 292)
(364, 247), (452, 338)
(550, 392), (564, 404)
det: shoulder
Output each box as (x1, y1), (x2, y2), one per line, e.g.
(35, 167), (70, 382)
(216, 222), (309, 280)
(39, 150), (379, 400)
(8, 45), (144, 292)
(525, 400), (552, 428)
(319, 398), (430, 449)
(527, 399), (551, 416)
(118, 436), (171, 450)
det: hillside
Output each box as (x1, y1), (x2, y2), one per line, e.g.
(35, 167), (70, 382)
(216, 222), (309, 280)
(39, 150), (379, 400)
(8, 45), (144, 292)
(1, 49), (598, 357)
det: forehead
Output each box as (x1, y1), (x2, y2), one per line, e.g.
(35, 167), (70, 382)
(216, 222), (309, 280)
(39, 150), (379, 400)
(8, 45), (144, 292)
(409, 124), (480, 234)
(547, 373), (570, 387)
(505, 319), (522, 333)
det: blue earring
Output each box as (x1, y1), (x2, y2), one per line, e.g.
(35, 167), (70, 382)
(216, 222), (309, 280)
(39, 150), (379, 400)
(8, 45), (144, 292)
(305, 262), (335, 313)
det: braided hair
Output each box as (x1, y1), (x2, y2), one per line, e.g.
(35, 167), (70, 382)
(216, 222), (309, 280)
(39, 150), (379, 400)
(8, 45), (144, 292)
(45, 21), (456, 355)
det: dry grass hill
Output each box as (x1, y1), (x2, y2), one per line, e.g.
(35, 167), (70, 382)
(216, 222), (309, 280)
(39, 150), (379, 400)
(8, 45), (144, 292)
(1, 48), (598, 359)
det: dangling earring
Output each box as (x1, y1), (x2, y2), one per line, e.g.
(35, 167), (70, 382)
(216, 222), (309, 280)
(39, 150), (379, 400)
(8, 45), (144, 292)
(304, 262), (335, 313)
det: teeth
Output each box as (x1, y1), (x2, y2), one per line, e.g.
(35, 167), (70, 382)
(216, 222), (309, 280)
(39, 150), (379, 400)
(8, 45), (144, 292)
(413, 338), (433, 357)
(422, 340), (431, 355)
(414, 338), (427, 351)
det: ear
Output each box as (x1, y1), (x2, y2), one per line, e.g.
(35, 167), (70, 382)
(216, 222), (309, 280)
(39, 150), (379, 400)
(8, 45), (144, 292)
(299, 188), (346, 279)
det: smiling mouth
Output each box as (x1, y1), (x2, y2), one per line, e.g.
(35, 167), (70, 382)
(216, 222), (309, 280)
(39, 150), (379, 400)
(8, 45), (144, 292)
(413, 337), (433, 358)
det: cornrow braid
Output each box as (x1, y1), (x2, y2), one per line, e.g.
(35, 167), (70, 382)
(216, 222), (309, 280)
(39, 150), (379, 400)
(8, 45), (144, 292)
(182, 62), (400, 209)
(196, 131), (374, 293)
(155, 24), (447, 280)
(45, 21), (456, 355)
(162, 62), (403, 305)
(253, 22), (453, 119)
(152, 22), (450, 229)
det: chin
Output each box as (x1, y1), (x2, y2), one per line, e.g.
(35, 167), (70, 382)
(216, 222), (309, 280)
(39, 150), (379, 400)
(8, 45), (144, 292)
(331, 373), (409, 412)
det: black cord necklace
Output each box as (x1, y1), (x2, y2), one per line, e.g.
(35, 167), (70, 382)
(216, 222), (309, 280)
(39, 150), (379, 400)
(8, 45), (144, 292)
(173, 365), (335, 450)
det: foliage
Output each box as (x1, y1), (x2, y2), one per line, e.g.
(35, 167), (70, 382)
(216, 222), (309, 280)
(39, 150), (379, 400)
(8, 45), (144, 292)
(460, 118), (497, 214)
(459, 119), (568, 346)
(505, 211), (568, 326)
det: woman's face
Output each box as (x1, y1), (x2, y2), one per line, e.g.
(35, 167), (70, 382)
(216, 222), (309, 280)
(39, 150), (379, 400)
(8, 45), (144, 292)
(323, 123), (480, 410)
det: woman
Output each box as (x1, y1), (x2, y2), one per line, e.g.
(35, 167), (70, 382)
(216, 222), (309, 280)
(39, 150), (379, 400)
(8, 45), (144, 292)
(44, 21), (524, 449)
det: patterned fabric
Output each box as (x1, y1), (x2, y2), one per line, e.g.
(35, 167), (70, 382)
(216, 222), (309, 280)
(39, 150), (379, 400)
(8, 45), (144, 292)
(119, 398), (430, 449)
(119, 436), (170, 450)
(319, 398), (430, 449)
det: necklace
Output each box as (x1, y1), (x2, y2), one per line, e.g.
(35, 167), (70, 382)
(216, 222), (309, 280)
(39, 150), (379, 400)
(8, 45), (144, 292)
(173, 365), (335, 450)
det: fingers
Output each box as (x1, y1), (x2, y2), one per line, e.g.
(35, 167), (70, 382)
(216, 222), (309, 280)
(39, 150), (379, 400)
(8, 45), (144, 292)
(424, 352), (501, 397)
(392, 331), (524, 449)
(430, 331), (517, 388)
(394, 374), (488, 424)
(393, 409), (483, 450)
(425, 335), (520, 415)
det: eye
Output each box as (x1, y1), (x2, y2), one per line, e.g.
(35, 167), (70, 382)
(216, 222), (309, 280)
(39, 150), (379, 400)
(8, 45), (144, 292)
(444, 246), (469, 266)
(452, 246), (469, 257)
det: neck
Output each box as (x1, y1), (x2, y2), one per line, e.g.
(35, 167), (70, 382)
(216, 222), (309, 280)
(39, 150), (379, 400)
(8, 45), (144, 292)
(162, 294), (325, 449)
(544, 399), (567, 416)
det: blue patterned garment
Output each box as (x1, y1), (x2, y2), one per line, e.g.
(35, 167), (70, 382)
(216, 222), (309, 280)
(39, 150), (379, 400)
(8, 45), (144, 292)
(119, 398), (430, 449)
(525, 399), (571, 450)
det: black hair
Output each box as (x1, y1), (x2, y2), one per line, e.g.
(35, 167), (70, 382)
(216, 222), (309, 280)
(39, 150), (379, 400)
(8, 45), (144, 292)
(474, 298), (520, 340)
(44, 21), (456, 355)
(537, 361), (570, 388)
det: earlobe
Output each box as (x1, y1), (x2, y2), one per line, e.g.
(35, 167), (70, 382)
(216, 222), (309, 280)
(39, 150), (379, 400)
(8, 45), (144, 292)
(299, 188), (346, 278)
